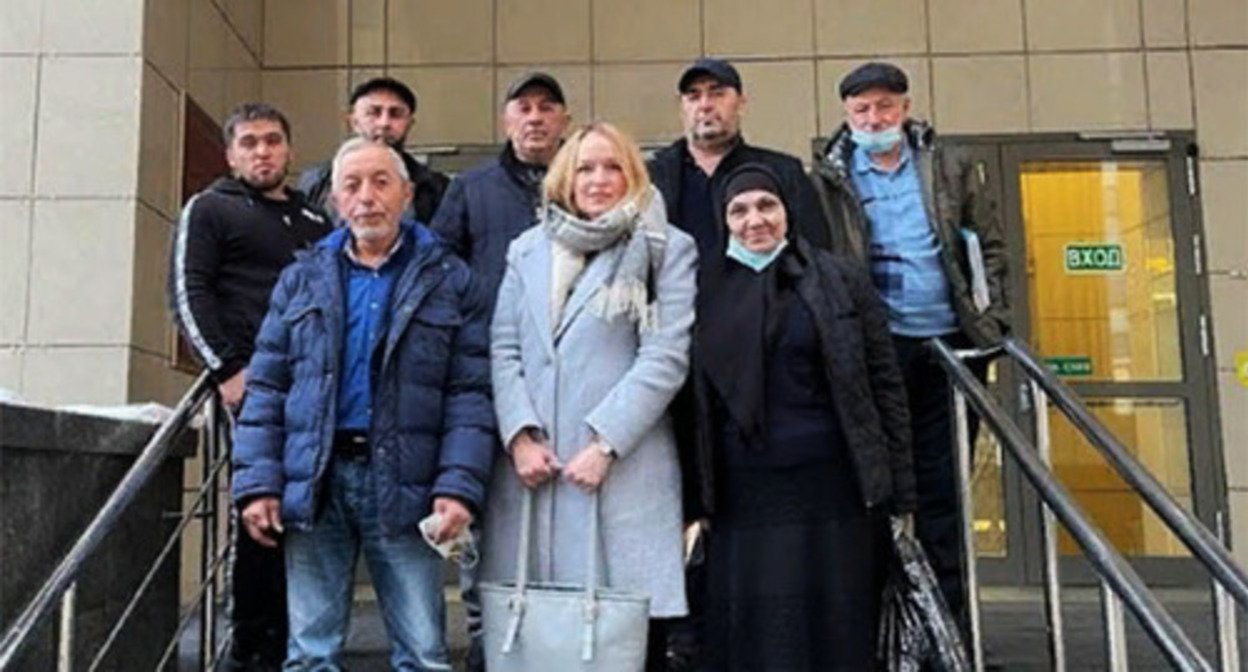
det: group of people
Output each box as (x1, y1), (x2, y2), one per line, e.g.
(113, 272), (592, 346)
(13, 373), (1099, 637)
(171, 56), (1008, 672)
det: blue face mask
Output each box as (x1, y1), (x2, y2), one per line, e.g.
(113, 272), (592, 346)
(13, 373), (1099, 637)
(726, 237), (788, 273)
(851, 126), (903, 154)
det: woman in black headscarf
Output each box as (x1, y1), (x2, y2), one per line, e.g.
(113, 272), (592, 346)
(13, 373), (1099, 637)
(689, 163), (915, 670)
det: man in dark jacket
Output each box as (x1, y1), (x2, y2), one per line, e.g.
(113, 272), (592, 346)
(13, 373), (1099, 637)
(169, 101), (330, 671)
(648, 58), (828, 263)
(810, 62), (1010, 631)
(233, 139), (494, 669)
(429, 71), (570, 672)
(432, 71), (571, 303)
(297, 76), (449, 225)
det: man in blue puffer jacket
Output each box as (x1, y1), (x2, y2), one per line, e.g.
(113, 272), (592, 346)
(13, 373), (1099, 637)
(232, 137), (494, 671)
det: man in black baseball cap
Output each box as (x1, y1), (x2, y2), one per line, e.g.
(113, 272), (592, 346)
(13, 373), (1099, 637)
(811, 60), (1010, 644)
(297, 76), (449, 226)
(649, 57), (826, 265)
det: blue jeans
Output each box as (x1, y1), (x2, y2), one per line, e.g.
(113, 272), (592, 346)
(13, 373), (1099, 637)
(283, 458), (450, 671)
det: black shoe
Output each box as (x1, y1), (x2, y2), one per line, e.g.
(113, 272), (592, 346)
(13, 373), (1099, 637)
(464, 636), (485, 672)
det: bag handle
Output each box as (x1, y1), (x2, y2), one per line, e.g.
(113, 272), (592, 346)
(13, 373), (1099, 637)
(502, 484), (605, 661)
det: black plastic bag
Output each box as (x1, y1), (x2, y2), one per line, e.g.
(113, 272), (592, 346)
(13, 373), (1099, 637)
(878, 519), (972, 672)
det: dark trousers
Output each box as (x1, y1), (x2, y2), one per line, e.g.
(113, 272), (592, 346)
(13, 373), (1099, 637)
(224, 508), (288, 669)
(891, 333), (988, 634)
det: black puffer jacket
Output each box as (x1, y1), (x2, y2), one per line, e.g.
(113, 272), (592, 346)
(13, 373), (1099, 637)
(297, 148), (449, 226)
(685, 238), (915, 519)
(169, 177), (332, 382)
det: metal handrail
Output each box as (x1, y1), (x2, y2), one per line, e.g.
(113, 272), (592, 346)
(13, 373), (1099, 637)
(930, 339), (1213, 671)
(1003, 337), (1248, 609)
(0, 371), (215, 670)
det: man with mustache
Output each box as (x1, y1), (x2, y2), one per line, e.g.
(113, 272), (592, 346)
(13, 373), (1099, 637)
(170, 102), (331, 671)
(299, 77), (449, 226)
(430, 71), (571, 672)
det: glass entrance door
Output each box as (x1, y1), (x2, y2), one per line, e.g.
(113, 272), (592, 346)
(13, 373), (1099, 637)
(954, 134), (1224, 585)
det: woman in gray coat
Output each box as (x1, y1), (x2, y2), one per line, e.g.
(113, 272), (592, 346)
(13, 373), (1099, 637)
(482, 122), (697, 668)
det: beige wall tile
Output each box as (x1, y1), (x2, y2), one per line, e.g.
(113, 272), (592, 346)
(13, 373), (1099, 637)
(131, 204), (173, 357)
(389, 66), (495, 145)
(144, 0), (190, 87)
(1221, 374), (1248, 489)
(1028, 53), (1148, 131)
(0, 347), (21, 393)
(816, 57), (931, 137)
(814, 0), (927, 56)
(0, 0), (42, 54)
(0, 200), (31, 345)
(139, 64), (182, 219)
(493, 66), (591, 142)
(592, 0), (700, 62)
(224, 0), (263, 58)
(42, 0), (142, 54)
(1231, 489), (1248, 563)
(1025, 0), (1141, 50)
(592, 63), (686, 145)
(0, 57), (38, 197)
(262, 69), (349, 171)
(497, 0), (590, 64)
(129, 348), (194, 405)
(35, 56), (142, 198)
(27, 200), (136, 346)
(1211, 277), (1248, 369)
(1193, 50), (1248, 158)
(929, 0), (1024, 53)
(22, 346), (130, 405)
(351, 0), (385, 66)
(1189, 0), (1248, 46)
(734, 60), (817, 163)
(264, 0), (348, 67)
(223, 28), (261, 108)
(387, 0), (492, 65)
(709, 0), (814, 57)
(1200, 160), (1248, 271)
(188, 0), (228, 120)
(1141, 0), (1188, 47)
(932, 56), (1027, 133)
(1146, 52), (1193, 129)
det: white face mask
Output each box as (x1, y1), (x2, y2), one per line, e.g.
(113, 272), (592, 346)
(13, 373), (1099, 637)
(726, 237), (788, 273)
(851, 125), (904, 154)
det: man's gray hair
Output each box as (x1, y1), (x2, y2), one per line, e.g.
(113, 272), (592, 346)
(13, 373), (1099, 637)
(330, 137), (411, 190)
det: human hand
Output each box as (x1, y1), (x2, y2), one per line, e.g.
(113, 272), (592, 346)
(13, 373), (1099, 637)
(217, 370), (246, 411)
(510, 429), (561, 488)
(562, 442), (614, 494)
(431, 497), (473, 544)
(241, 496), (283, 547)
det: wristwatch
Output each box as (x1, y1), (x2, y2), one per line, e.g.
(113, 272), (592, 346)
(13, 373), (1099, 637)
(596, 439), (617, 459)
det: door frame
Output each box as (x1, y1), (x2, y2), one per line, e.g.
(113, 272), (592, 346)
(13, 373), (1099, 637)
(946, 131), (1225, 587)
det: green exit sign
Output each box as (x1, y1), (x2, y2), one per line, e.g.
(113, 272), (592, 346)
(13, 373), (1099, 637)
(1045, 356), (1094, 377)
(1065, 243), (1124, 273)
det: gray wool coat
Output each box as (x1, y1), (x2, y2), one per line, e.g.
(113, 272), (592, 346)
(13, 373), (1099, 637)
(481, 194), (697, 618)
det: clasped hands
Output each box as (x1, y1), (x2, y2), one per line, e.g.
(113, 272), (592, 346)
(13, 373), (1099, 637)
(510, 428), (613, 493)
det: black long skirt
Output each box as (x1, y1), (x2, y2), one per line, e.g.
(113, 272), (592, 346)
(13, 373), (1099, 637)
(704, 457), (890, 672)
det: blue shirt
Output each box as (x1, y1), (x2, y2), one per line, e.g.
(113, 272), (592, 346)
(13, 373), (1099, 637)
(335, 229), (413, 431)
(851, 145), (958, 337)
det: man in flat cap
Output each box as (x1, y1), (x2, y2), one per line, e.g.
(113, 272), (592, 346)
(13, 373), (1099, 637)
(430, 71), (571, 672)
(299, 76), (449, 226)
(811, 61), (1010, 632)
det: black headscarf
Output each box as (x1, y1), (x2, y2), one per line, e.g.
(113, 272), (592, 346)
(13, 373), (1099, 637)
(697, 163), (799, 449)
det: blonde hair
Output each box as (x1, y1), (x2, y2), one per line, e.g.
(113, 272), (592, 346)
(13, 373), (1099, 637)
(543, 122), (651, 215)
